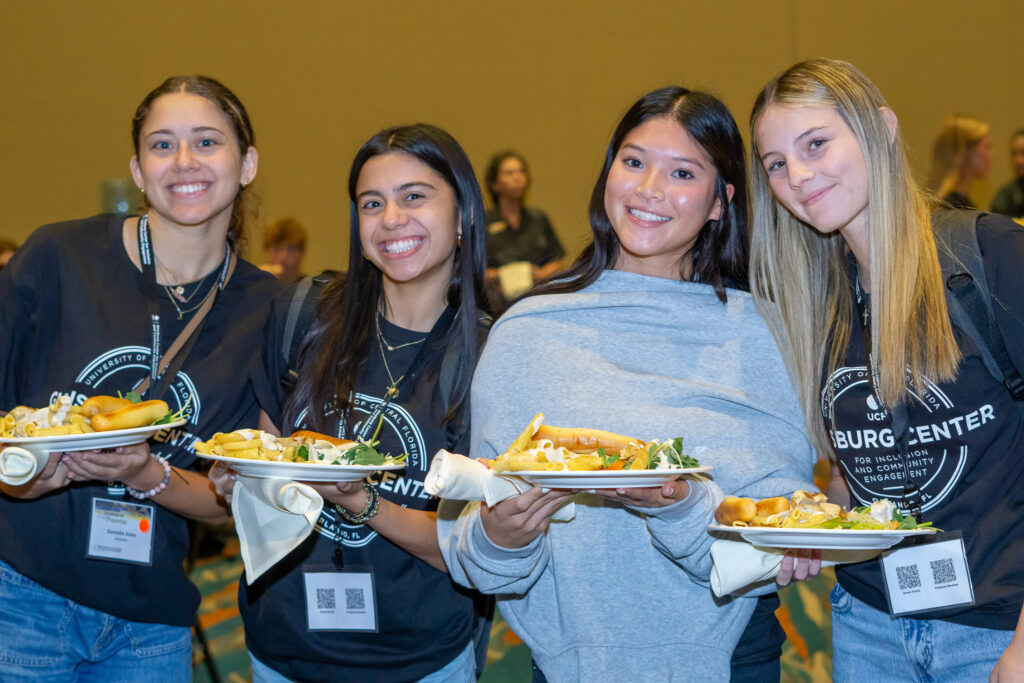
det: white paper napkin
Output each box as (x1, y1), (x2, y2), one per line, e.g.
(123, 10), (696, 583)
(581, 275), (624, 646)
(709, 538), (880, 596)
(425, 450), (575, 521)
(232, 476), (324, 584)
(0, 447), (49, 486)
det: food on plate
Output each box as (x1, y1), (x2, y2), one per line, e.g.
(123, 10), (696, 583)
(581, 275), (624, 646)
(91, 400), (170, 432)
(195, 429), (406, 467)
(490, 413), (700, 473)
(714, 490), (933, 530)
(80, 395), (132, 417)
(1, 393), (179, 439)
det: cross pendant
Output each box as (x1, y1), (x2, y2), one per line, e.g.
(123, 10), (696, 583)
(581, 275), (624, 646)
(862, 306), (869, 327)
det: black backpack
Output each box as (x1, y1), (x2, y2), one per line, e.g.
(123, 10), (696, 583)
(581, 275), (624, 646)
(931, 210), (1024, 400)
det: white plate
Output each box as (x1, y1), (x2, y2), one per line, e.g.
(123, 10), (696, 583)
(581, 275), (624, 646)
(706, 524), (937, 550)
(511, 466), (712, 489)
(196, 451), (407, 482)
(0, 421), (188, 454)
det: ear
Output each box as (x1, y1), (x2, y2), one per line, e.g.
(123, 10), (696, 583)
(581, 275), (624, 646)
(241, 147), (259, 186)
(129, 156), (144, 191)
(708, 183), (735, 221)
(880, 107), (899, 144)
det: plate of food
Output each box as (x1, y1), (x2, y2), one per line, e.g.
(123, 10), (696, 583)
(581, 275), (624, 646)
(2, 394), (186, 445)
(195, 429), (407, 482)
(707, 490), (937, 549)
(1, 394), (188, 486)
(488, 413), (711, 489)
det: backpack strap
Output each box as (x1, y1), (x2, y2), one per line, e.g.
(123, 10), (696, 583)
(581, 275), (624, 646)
(281, 270), (337, 390)
(931, 210), (1024, 400)
(440, 310), (493, 450)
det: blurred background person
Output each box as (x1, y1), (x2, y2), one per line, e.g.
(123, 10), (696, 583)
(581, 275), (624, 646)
(928, 114), (992, 210)
(990, 128), (1024, 219)
(0, 238), (17, 270)
(483, 150), (565, 314)
(260, 216), (307, 284)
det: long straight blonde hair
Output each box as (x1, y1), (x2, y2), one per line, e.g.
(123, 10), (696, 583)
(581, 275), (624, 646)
(748, 58), (961, 456)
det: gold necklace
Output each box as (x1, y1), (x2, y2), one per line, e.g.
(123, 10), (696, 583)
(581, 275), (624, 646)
(377, 335), (405, 399)
(375, 312), (427, 352)
(375, 317), (428, 399)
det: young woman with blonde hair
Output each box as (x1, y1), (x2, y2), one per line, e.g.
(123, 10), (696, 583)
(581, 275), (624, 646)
(749, 57), (1024, 681)
(929, 113), (992, 209)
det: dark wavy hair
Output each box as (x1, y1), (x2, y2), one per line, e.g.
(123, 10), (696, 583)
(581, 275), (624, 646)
(284, 124), (487, 432)
(131, 75), (256, 252)
(531, 86), (748, 302)
(484, 150), (529, 206)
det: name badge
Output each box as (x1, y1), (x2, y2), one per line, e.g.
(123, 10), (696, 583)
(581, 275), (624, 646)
(304, 570), (377, 632)
(880, 532), (974, 616)
(86, 497), (155, 565)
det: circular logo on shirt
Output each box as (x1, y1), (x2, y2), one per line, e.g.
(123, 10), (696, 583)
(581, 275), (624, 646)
(61, 345), (201, 495)
(821, 365), (987, 513)
(296, 393), (430, 548)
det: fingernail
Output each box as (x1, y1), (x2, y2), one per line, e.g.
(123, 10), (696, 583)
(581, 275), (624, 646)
(586, 489), (596, 494)
(541, 488), (551, 493)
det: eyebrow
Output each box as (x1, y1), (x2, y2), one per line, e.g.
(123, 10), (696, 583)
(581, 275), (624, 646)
(622, 142), (706, 169)
(356, 181), (437, 201)
(145, 126), (225, 138)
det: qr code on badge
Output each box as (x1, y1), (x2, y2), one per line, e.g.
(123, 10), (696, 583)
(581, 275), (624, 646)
(316, 587), (336, 610)
(931, 557), (956, 585)
(346, 587), (365, 610)
(896, 564), (921, 590)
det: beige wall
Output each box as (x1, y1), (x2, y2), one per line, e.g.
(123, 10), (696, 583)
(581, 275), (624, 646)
(2, 1), (1022, 272)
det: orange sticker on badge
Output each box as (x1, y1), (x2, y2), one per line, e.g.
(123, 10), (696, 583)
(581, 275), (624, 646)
(139, 519), (150, 533)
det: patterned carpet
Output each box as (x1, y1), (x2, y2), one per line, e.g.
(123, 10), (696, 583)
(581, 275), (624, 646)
(190, 533), (834, 682)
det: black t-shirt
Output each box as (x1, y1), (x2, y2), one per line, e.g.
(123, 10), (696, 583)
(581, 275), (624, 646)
(0, 214), (280, 626)
(484, 206), (565, 269)
(828, 213), (1024, 629)
(242, 290), (477, 682)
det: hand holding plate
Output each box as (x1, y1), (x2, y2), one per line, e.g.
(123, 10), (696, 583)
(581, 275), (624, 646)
(776, 548), (823, 586)
(481, 486), (575, 549)
(594, 477), (690, 507)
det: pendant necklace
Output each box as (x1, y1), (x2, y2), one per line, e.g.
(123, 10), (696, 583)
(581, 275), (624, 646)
(376, 315), (427, 399)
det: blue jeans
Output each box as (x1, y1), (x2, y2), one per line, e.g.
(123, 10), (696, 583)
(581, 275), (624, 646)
(0, 559), (191, 682)
(831, 582), (1013, 682)
(250, 640), (476, 682)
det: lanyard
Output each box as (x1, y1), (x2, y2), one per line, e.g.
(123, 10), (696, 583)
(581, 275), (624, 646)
(338, 306), (457, 442)
(853, 281), (924, 521)
(135, 215), (232, 401)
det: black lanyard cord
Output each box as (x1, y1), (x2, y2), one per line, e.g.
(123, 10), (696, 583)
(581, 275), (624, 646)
(853, 282), (924, 521)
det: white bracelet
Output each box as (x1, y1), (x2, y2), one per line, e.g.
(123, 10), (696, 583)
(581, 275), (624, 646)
(126, 455), (171, 500)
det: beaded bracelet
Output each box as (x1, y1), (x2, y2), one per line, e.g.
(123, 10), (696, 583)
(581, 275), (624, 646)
(335, 481), (381, 525)
(126, 454), (172, 500)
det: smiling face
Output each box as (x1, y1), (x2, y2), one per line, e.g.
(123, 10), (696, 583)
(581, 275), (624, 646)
(356, 152), (460, 295)
(755, 104), (870, 245)
(130, 92), (256, 233)
(604, 116), (726, 279)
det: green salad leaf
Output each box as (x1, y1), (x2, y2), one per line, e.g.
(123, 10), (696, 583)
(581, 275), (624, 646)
(645, 438), (700, 470)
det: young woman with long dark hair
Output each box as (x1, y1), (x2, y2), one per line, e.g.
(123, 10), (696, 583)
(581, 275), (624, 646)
(214, 123), (491, 682)
(440, 87), (815, 682)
